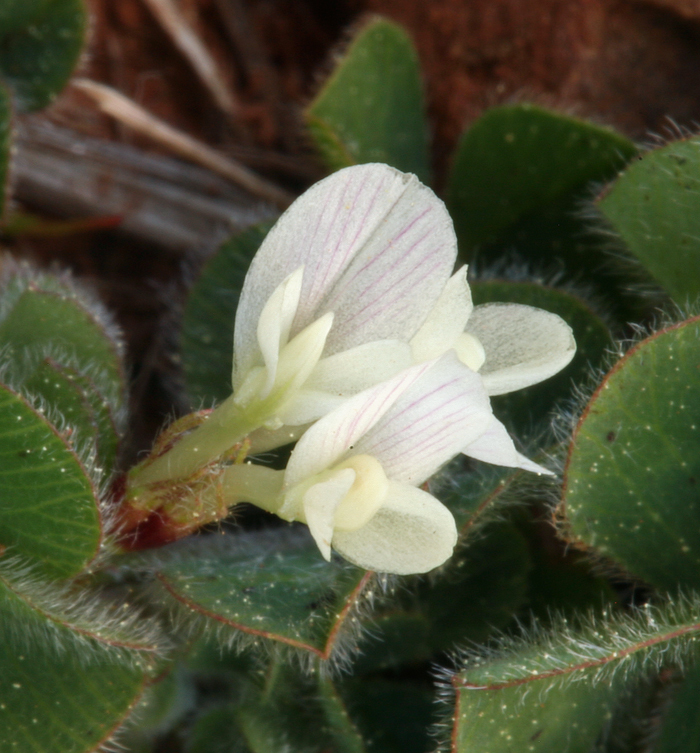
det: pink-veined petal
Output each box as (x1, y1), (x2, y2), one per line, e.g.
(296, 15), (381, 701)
(332, 481), (457, 574)
(233, 164), (457, 383)
(467, 303), (576, 396)
(283, 360), (435, 489)
(353, 351), (493, 486)
(410, 266), (472, 362)
(463, 415), (554, 475)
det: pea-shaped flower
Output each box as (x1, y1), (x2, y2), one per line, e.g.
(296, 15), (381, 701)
(217, 352), (549, 574)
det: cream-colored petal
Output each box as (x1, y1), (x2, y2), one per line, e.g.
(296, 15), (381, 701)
(463, 415), (553, 475)
(332, 481), (457, 574)
(249, 267), (304, 395)
(302, 469), (356, 561)
(467, 303), (576, 395)
(275, 389), (346, 426)
(410, 266), (473, 362)
(305, 340), (413, 395)
(272, 312), (334, 399)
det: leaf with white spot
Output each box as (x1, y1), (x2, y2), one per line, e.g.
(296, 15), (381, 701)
(560, 315), (700, 592)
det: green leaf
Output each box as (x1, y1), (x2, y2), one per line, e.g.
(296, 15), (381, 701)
(0, 560), (161, 753)
(0, 382), (102, 577)
(0, 272), (124, 400)
(0, 83), (10, 220)
(305, 16), (429, 181)
(445, 596), (700, 753)
(652, 667), (700, 753)
(185, 661), (366, 753)
(181, 224), (271, 405)
(561, 315), (700, 592)
(448, 104), (636, 255)
(0, 600), (149, 752)
(0, 0), (51, 34)
(148, 530), (370, 661)
(0, 0), (87, 112)
(440, 459), (525, 532)
(24, 358), (118, 472)
(471, 280), (613, 438)
(354, 522), (531, 673)
(599, 137), (700, 305)
(0, 270), (124, 474)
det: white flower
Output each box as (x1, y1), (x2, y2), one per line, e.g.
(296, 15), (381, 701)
(132, 162), (575, 489)
(220, 352), (552, 574)
(231, 162), (461, 442)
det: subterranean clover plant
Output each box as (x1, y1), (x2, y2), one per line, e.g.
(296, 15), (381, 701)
(2, 7), (700, 753)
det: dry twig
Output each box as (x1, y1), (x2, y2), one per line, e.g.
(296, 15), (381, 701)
(73, 79), (294, 209)
(140, 0), (240, 120)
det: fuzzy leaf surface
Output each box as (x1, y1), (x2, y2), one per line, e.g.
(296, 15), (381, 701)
(0, 273), (124, 473)
(447, 597), (700, 753)
(471, 280), (612, 437)
(0, 0), (87, 111)
(0, 382), (102, 577)
(599, 137), (700, 305)
(0, 280), (124, 401)
(23, 358), (118, 472)
(561, 315), (700, 591)
(150, 531), (370, 660)
(181, 224), (270, 405)
(447, 104), (636, 255)
(305, 16), (429, 180)
(0, 599), (148, 753)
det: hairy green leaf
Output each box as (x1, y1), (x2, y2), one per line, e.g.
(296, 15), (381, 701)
(305, 16), (429, 180)
(561, 315), (700, 591)
(599, 137), (700, 305)
(0, 382), (102, 577)
(448, 104), (636, 256)
(0, 600), (148, 753)
(446, 596), (700, 753)
(147, 530), (370, 661)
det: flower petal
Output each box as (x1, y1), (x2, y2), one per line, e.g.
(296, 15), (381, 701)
(233, 163), (457, 383)
(276, 389), (345, 426)
(463, 415), (554, 475)
(254, 267), (304, 394)
(467, 303), (576, 395)
(305, 339), (413, 395)
(332, 480), (457, 574)
(354, 351), (493, 486)
(410, 266), (472, 362)
(284, 360), (435, 489)
(302, 469), (356, 561)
